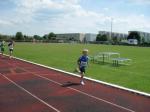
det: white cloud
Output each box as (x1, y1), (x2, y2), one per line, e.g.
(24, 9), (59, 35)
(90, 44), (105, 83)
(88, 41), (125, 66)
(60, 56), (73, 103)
(1, 0), (150, 35)
(111, 14), (150, 33)
(11, 0), (81, 23)
(128, 0), (150, 5)
(0, 19), (13, 26)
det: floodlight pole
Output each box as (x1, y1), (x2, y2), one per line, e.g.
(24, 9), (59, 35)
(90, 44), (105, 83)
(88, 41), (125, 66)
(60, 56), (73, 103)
(110, 18), (113, 40)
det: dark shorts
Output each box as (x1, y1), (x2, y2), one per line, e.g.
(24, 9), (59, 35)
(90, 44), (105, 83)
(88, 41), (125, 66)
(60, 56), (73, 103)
(79, 67), (86, 73)
(9, 48), (13, 52)
(1, 48), (4, 52)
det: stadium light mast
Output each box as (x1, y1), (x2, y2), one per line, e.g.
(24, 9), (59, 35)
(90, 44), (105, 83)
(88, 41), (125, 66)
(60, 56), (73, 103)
(110, 18), (113, 41)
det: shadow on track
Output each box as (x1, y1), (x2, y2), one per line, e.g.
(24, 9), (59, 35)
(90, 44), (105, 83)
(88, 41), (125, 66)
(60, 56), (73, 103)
(61, 81), (81, 87)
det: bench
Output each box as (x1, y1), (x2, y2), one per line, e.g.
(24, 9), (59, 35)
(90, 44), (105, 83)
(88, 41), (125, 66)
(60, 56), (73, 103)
(90, 52), (120, 64)
(112, 58), (132, 66)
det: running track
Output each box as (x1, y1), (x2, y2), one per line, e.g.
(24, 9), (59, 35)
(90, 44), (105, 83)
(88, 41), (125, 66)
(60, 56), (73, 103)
(0, 55), (150, 112)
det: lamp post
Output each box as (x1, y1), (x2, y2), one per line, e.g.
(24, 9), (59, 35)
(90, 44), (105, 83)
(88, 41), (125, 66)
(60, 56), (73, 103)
(110, 18), (113, 41)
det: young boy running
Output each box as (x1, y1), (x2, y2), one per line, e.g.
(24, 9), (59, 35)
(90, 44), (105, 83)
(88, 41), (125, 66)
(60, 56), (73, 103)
(77, 49), (89, 85)
(0, 41), (1, 53)
(1, 40), (5, 56)
(8, 40), (14, 58)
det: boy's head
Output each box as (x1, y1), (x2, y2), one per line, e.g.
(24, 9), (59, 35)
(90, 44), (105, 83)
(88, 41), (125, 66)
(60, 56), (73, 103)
(82, 49), (88, 55)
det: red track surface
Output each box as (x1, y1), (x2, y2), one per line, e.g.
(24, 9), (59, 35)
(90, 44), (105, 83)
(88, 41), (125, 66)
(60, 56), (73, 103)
(0, 56), (150, 112)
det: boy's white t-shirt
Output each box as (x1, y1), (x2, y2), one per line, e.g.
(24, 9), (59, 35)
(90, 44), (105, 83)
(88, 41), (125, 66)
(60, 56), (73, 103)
(9, 43), (14, 49)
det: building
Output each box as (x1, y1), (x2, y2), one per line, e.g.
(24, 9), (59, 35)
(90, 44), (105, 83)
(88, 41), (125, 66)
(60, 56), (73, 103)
(99, 31), (128, 40)
(56, 33), (85, 42)
(56, 33), (97, 43)
(84, 33), (97, 42)
(128, 31), (150, 43)
(55, 31), (150, 44)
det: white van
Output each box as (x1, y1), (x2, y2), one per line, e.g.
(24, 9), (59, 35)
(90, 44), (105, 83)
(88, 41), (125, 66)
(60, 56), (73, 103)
(127, 39), (138, 45)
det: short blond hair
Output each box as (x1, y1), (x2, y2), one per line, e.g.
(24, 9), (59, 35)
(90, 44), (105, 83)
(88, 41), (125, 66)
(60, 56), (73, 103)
(83, 49), (88, 52)
(82, 49), (88, 55)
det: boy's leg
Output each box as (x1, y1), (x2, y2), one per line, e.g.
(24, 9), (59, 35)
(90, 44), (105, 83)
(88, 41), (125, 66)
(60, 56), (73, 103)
(80, 67), (85, 85)
(9, 49), (13, 58)
(9, 51), (11, 58)
(81, 73), (85, 84)
(1, 48), (4, 55)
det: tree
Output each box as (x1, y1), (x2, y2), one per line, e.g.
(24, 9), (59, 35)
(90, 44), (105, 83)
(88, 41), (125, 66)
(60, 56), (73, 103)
(96, 34), (101, 41)
(0, 34), (4, 40)
(48, 32), (56, 40)
(43, 34), (48, 40)
(96, 34), (108, 41)
(15, 32), (24, 41)
(33, 35), (41, 40)
(112, 36), (119, 44)
(101, 34), (108, 41)
(127, 31), (141, 44)
(0, 34), (11, 41)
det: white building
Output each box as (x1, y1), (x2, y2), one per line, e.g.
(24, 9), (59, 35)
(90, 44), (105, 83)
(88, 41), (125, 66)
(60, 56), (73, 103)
(84, 33), (97, 42)
(56, 33), (85, 42)
(99, 31), (128, 40)
(56, 33), (97, 43)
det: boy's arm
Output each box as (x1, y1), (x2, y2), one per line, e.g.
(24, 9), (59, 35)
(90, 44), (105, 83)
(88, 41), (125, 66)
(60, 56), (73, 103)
(77, 58), (80, 66)
(87, 57), (89, 67)
(13, 41), (15, 46)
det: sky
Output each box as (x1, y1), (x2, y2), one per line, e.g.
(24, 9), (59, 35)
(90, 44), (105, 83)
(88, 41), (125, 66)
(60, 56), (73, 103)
(0, 0), (150, 36)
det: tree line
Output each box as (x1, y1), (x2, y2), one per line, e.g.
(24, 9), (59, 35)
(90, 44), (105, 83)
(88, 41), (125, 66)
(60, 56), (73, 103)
(95, 31), (150, 45)
(0, 32), (57, 42)
(1, 31), (149, 45)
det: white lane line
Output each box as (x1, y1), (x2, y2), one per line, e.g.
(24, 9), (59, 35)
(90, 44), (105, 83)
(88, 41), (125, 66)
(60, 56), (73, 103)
(1, 56), (135, 112)
(2, 74), (60, 112)
(12, 55), (150, 97)
(35, 74), (135, 112)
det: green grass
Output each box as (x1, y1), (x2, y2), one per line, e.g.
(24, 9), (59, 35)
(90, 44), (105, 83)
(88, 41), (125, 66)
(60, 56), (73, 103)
(5, 43), (150, 93)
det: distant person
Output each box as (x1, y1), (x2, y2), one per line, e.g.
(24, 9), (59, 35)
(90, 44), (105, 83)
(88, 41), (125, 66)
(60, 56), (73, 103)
(77, 49), (89, 85)
(8, 40), (14, 58)
(1, 40), (5, 56)
(0, 41), (1, 53)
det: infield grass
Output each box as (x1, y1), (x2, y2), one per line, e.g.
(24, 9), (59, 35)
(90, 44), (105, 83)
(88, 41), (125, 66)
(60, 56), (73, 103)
(5, 42), (150, 93)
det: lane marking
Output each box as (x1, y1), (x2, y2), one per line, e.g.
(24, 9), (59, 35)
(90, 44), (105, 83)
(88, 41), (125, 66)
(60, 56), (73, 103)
(2, 54), (150, 97)
(1, 74), (60, 112)
(11, 55), (150, 97)
(0, 55), (142, 112)
(15, 66), (135, 112)
(35, 74), (135, 112)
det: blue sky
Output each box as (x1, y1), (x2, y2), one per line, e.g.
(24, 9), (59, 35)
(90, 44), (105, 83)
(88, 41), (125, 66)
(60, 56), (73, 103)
(0, 0), (150, 36)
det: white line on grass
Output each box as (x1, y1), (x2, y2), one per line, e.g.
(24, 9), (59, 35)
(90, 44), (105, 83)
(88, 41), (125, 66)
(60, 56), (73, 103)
(1, 74), (60, 112)
(34, 74), (135, 112)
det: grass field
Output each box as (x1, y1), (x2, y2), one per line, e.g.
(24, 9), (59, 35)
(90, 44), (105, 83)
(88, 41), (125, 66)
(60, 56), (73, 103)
(5, 42), (150, 93)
